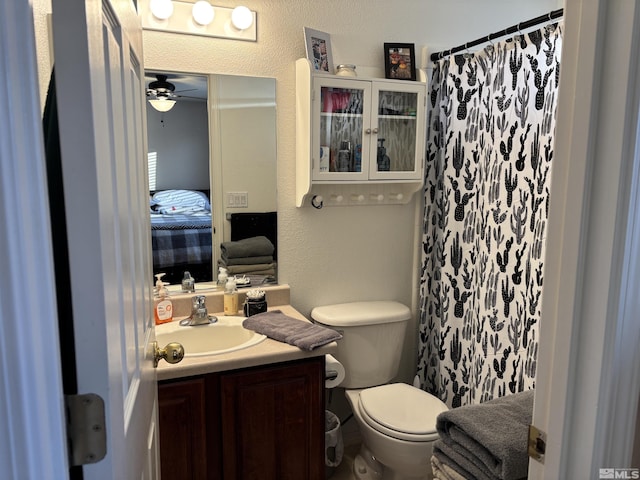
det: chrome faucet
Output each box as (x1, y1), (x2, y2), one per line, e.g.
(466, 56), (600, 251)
(179, 295), (218, 326)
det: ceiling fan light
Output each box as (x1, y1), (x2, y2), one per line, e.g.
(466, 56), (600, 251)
(192, 1), (214, 26)
(150, 0), (174, 20)
(231, 6), (253, 30)
(149, 99), (176, 112)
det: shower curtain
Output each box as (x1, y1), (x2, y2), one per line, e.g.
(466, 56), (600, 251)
(417, 23), (563, 407)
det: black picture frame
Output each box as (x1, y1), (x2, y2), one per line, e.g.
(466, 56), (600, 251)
(383, 43), (417, 81)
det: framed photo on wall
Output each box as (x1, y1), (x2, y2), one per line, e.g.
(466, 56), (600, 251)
(304, 27), (334, 74)
(383, 43), (417, 81)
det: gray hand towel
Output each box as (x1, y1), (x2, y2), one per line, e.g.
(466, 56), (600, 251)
(219, 255), (274, 266)
(242, 310), (342, 351)
(435, 389), (534, 480)
(220, 235), (274, 259)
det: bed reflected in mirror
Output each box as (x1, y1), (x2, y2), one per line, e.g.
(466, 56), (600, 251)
(145, 71), (277, 287)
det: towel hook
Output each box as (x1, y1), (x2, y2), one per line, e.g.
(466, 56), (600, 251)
(311, 194), (324, 209)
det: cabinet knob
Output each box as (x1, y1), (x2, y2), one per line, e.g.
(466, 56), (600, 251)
(365, 128), (371, 134)
(372, 127), (379, 134)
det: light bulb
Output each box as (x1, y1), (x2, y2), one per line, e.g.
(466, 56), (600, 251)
(149, 0), (174, 20)
(231, 6), (253, 30)
(192, 1), (214, 26)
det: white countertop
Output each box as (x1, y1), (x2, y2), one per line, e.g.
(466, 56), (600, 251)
(156, 304), (337, 381)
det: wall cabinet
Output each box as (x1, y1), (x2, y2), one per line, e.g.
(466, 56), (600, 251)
(158, 356), (325, 480)
(296, 58), (427, 207)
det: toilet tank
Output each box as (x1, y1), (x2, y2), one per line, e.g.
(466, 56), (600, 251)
(311, 301), (410, 388)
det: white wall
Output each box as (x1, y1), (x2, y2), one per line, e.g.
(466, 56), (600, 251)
(147, 100), (210, 190)
(142, 0), (561, 383)
(216, 75), (278, 220)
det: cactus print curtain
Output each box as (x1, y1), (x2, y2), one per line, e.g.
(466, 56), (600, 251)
(417, 23), (563, 407)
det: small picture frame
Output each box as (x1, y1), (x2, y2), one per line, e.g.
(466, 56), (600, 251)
(384, 43), (417, 81)
(304, 27), (334, 74)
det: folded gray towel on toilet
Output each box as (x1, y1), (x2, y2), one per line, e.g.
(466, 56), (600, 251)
(242, 310), (342, 351)
(434, 389), (534, 480)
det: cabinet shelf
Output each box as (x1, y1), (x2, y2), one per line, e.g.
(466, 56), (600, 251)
(296, 58), (426, 207)
(320, 112), (363, 118)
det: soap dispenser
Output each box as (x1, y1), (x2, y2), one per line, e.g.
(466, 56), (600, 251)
(223, 278), (238, 316)
(217, 267), (228, 292)
(181, 271), (195, 293)
(154, 273), (173, 325)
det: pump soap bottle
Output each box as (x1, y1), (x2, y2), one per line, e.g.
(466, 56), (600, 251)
(217, 267), (228, 292)
(223, 278), (239, 316)
(181, 271), (195, 292)
(154, 273), (173, 325)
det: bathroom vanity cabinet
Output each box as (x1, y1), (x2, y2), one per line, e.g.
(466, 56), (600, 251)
(296, 57), (427, 207)
(158, 356), (325, 480)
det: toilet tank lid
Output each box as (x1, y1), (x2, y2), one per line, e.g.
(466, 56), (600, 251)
(311, 301), (411, 327)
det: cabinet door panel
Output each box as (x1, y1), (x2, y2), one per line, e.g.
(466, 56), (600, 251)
(220, 357), (325, 480)
(312, 78), (371, 181)
(369, 83), (425, 180)
(158, 377), (208, 479)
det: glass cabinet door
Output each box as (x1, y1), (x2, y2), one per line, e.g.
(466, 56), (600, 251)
(369, 83), (425, 180)
(312, 78), (371, 181)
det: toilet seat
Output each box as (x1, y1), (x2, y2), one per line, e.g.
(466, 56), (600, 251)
(358, 383), (448, 442)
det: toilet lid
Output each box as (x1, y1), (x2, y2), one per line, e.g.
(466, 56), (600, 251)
(359, 384), (448, 439)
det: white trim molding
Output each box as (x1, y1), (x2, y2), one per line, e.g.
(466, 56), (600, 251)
(0, 0), (68, 478)
(530, 0), (640, 478)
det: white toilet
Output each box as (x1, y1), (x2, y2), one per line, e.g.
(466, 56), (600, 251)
(311, 301), (448, 480)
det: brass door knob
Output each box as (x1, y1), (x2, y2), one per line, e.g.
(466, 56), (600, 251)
(152, 341), (185, 368)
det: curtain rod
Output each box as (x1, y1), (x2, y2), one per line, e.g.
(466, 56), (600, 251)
(430, 8), (564, 61)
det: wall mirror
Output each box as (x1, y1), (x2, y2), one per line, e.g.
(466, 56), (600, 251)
(145, 71), (277, 287)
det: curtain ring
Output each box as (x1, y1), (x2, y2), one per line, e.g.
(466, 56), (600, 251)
(486, 36), (495, 53)
(517, 23), (523, 41)
(463, 43), (472, 60)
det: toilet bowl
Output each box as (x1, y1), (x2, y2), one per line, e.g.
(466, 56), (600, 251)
(311, 301), (449, 480)
(345, 384), (448, 480)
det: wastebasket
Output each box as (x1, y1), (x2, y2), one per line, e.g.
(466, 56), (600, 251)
(325, 410), (344, 478)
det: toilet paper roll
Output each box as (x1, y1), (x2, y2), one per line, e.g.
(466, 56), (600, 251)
(325, 354), (345, 388)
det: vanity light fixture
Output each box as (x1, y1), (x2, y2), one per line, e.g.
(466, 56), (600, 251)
(140, 0), (257, 42)
(148, 98), (176, 112)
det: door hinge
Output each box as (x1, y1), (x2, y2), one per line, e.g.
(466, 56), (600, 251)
(65, 393), (107, 466)
(528, 424), (546, 464)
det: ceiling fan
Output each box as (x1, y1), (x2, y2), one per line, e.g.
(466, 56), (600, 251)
(146, 74), (201, 112)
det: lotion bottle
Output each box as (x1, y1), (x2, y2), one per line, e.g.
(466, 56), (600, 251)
(223, 278), (238, 316)
(154, 273), (173, 325)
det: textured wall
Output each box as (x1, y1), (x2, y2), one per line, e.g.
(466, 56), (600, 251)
(33, 0), (562, 384)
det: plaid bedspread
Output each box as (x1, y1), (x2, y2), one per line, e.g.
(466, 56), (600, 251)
(151, 214), (212, 269)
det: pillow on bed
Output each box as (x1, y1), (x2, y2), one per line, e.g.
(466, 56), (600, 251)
(152, 189), (210, 211)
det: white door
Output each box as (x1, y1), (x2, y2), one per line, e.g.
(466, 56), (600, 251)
(50, 0), (159, 478)
(529, 0), (640, 478)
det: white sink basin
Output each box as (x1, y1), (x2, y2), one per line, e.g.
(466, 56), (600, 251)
(156, 316), (266, 357)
